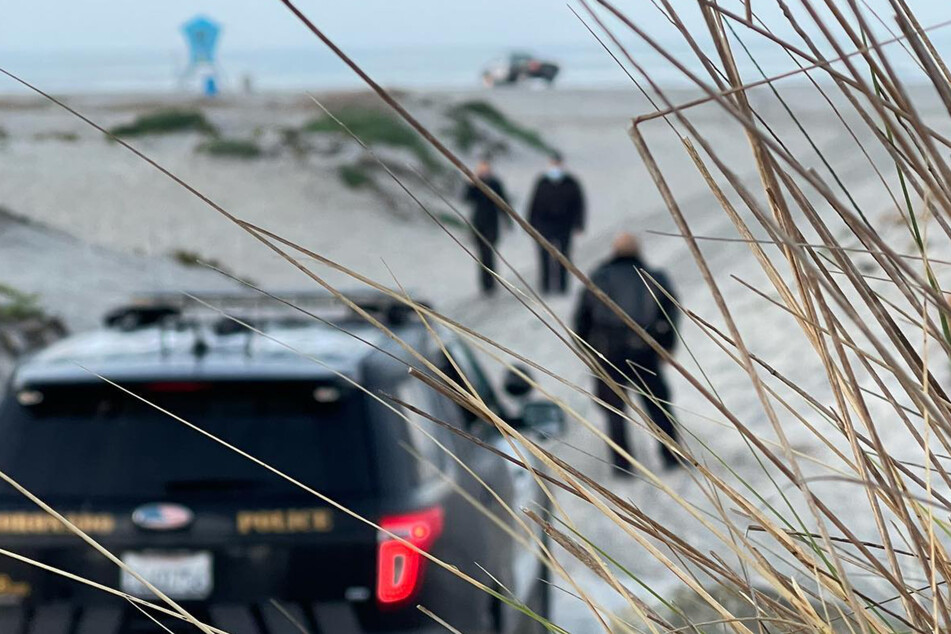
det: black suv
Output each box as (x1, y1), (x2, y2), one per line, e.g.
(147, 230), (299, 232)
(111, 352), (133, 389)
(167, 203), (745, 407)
(0, 291), (564, 634)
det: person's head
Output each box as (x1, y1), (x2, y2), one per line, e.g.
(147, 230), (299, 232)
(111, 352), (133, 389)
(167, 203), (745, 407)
(546, 151), (565, 180)
(475, 155), (492, 178)
(611, 232), (641, 258)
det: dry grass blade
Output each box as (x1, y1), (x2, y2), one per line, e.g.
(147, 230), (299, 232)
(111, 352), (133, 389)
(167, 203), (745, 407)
(268, 599), (311, 634)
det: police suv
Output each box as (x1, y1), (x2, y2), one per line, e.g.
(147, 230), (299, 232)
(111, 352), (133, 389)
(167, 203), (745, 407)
(0, 291), (564, 633)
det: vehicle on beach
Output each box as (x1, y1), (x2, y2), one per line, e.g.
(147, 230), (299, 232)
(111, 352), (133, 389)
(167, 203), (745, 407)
(0, 290), (564, 634)
(482, 52), (559, 87)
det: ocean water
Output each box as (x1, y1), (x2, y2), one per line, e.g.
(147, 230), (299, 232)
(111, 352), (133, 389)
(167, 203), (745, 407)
(0, 35), (946, 96)
(0, 44), (669, 95)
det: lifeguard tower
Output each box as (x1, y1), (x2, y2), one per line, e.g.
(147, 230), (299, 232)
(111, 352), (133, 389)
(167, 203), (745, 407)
(181, 16), (221, 97)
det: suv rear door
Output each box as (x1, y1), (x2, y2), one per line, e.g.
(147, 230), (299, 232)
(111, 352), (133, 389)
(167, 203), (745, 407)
(0, 380), (384, 628)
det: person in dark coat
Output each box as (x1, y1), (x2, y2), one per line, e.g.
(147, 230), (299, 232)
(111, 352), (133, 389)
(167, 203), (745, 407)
(573, 232), (681, 473)
(463, 157), (512, 295)
(528, 152), (585, 294)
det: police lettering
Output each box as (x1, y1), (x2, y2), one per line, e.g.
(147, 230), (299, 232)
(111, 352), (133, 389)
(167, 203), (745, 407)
(0, 512), (116, 535)
(236, 509), (332, 534)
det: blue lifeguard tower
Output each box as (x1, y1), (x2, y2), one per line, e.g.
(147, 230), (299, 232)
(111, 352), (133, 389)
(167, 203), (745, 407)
(181, 16), (221, 97)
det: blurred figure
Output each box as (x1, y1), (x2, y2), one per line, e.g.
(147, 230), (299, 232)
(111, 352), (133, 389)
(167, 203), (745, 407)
(528, 152), (585, 294)
(241, 72), (255, 94)
(573, 232), (681, 473)
(463, 156), (511, 296)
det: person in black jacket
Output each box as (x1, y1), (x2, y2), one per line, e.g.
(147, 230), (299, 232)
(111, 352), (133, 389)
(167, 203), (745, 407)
(573, 232), (681, 473)
(463, 157), (512, 295)
(528, 152), (585, 294)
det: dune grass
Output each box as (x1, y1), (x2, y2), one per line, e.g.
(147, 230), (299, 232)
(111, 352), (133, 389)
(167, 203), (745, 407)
(0, 282), (43, 323)
(448, 100), (555, 154)
(170, 248), (223, 269)
(233, 3), (951, 632)
(443, 109), (487, 153)
(196, 137), (263, 159)
(33, 131), (79, 142)
(303, 107), (442, 172)
(338, 162), (373, 189)
(109, 108), (216, 138)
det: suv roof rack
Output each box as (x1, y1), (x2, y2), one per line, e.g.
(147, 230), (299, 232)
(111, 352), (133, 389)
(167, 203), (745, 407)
(103, 289), (429, 332)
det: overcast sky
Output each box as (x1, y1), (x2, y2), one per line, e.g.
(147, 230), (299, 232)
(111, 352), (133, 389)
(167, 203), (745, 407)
(2, 1), (599, 53)
(2, 1), (948, 53)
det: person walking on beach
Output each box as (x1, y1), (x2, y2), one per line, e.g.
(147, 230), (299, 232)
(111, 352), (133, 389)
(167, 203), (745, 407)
(528, 152), (585, 295)
(573, 232), (682, 473)
(463, 156), (511, 296)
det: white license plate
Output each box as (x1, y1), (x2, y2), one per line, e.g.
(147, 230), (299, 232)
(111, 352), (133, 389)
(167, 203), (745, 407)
(120, 551), (213, 600)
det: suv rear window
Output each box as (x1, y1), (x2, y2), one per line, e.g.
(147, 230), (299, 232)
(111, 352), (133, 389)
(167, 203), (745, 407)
(0, 381), (376, 503)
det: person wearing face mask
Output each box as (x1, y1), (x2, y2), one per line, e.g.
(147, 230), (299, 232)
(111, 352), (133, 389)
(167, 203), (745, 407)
(463, 155), (512, 296)
(528, 152), (586, 295)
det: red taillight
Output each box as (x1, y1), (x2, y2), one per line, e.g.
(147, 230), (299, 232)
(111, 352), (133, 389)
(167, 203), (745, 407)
(376, 507), (444, 606)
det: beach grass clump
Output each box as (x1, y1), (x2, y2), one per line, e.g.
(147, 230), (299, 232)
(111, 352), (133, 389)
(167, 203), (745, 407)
(280, 127), (308, 157)
(303, 107), (441, 172)
(443, 110), (486, 153)
(338, 163), (373, 189)
(448, 100), (555, 153)
(196, 138), (263, 159)
(171, 249), (221, 269)
(631, 586), (856, 634)
(0, 283), (43, 323)
(33, 131), (79, 142)
(109, 108), (216, 138)
(434, 211), (466, 229)
(171, 249), (256, 286)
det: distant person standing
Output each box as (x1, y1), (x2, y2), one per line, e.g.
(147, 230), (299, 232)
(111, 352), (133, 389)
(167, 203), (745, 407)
(528, 152), (585, 295)
(573, 233), (681, 473)
(463, 157), (511, 296)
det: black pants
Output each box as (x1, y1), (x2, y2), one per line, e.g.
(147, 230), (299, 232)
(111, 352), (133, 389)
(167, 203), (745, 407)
(475, 238), (498, 294)
(537, 232), (572, 294)
(595, 353), (680, 469)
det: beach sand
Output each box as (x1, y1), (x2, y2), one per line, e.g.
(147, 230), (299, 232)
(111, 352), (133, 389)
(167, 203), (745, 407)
(3, 84), (951, 629)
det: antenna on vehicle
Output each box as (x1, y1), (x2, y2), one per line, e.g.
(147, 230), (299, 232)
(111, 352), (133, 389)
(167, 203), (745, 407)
(189, 321), (210, 360)
(192, 336), (210, 359)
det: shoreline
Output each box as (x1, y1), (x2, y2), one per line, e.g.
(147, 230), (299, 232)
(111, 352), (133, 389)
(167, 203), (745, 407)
(3, 79), (944, 108)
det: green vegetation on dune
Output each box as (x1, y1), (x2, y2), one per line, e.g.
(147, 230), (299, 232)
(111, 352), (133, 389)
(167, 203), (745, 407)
(170, 249), (257, 287)
(303, 107), (441, 173)
(197, 137), (263, 159)
(279, 128), (308, 157)
(33, 131), (80, 142)
(0, 282), (43, 323)
(110, 109), (217, 138)
(448, 100), (555, 154)
(171, 249), (220, 268)
(443, 110), (486, 153)
(434, 211), (466, 229)
(338, 163), (373, 189)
